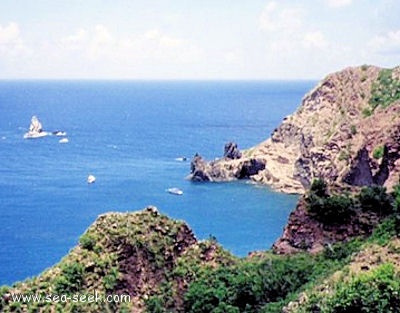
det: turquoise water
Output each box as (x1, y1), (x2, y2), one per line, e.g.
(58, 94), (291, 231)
(0, 81), (313, 285)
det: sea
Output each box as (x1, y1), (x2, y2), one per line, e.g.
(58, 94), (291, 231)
(0, 80), (314, 286)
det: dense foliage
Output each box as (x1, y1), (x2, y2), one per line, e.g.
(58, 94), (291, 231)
(181, 240), (361, 313)
(306, 179), (355, 224)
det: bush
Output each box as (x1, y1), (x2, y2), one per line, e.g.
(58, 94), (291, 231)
(184, 255), (316, 313)
(359, 185), (393, 216)
(79, 232), (97, 251)
(310, 179), (328, 198)
(307, 180), (354, 224)
(325, 263), (400, 313)
(373, 145), (384, 159)
(54, 262), (85, 294)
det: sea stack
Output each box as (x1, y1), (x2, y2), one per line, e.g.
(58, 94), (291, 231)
(23, 116), (48, 139)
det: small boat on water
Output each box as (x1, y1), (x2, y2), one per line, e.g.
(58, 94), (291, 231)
(53, 131), (67, 137)
(59, 138), (69, 144)
(87, 175), (96, 184)
(167, 187), (183, 195)
(174, 157), (187, 162)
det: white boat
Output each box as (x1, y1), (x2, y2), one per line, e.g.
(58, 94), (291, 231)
(167, 187), (183, 195)
(53, 131), (67, 137)
(59, 138), (69, 144)
(87, 175), (96, 184)
(174, 157), (187, 162)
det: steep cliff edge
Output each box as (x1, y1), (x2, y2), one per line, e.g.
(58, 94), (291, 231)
(190, 65), (400, 194)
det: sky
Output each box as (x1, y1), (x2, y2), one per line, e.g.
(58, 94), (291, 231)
(0, 0), (399, 79)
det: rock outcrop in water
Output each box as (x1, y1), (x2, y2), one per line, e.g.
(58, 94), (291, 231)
(189, 65), (400, 194)
(188, 143), (266, 182)
(23, 116), (48, 139)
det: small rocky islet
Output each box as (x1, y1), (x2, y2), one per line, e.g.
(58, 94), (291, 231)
(3, 65), (400, 312)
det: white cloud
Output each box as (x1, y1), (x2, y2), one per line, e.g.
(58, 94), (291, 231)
(61, 29), (87, 50)
(55, 25), (203, 77)
(0, 22), (29, 56)
(259, 2), (303, 33)
(0, 22), (19, 44)
(368, 29), (400, 55)
(145, 29), (182, 48)
(326, 0), (353, 8)
(303, 31), (329, 49)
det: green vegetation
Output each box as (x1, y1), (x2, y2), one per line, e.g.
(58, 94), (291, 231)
(54, 262), (85, 294)
(306, 179), (355, 224)
(325, 263), (400, 313)
(183, 242), (359, 313)
(350, 124), (357, 136)
(369, 68), (400, 111)
(373, 145), (385, 159)
(305, 179), (397, 225)
(359, 185), (393, 216)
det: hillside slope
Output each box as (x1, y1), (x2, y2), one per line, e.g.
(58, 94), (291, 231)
(0, 207), (234, 312)
(190, 65), (400, 194)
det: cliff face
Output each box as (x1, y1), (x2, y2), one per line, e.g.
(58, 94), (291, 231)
(190, 65), (400, 194)
(272, 198), (381, 254)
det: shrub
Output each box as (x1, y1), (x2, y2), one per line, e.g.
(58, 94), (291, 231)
(79, 232), (97, 251)
(358, 185), (393, 216)
(309, 179), (328, 198)
(325, 263), (400, 313)
(184, 255), (316, 313)
(306, 179), (354, 224)
(54, 262), (85, 294)
(103, 267), (119, 291)
(350, 125), (357, 135)
(373, 145), (384, 159)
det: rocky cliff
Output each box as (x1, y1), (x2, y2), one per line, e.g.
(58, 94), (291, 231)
(190, 65), (400, 194)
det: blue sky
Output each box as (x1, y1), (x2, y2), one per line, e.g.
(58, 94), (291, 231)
(0, 0), (399, 79)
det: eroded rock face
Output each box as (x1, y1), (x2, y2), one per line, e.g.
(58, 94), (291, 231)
(224, 142), (242, 159)
(343, 147), (374, 186)
(272, 198), (381, 254)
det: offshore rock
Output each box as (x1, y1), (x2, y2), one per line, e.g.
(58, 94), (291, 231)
(23, 116), (48, 139)
(189, 151), (266, 182)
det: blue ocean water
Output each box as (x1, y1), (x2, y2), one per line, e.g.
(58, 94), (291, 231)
(0, 80), (314, 286)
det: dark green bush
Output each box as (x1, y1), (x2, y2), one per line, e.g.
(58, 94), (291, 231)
(373, 146), (384, 159)
(79, 232), (97, 251)
(184, 254), (321, 313)
(307, 182), (355, 225)
(309, 179), (328, 198)
(359, 185), (393, 216)
(54, 262), (85, 294)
